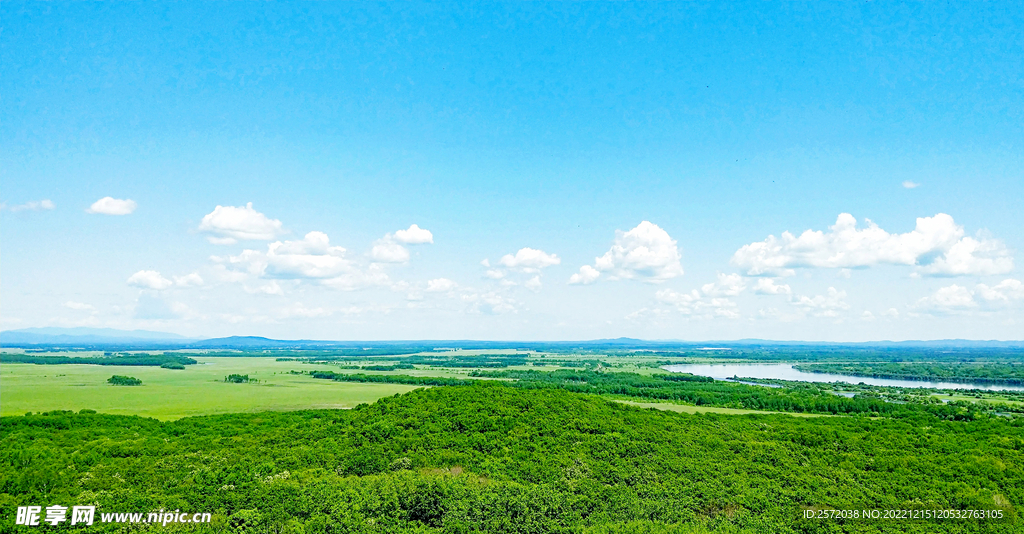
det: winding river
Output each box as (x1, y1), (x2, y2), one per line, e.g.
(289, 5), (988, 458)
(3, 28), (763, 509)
(662, 363), (1024, 392)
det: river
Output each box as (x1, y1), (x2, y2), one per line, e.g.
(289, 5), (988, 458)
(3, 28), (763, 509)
(662, 363), (1024, 392)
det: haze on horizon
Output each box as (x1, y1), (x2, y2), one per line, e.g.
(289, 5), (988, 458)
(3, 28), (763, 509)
(3, 2), (1023, 342)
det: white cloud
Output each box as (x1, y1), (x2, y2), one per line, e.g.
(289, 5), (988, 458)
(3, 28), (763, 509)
(214, 231), (391, 291)
(480, 259), (491, 267)
(198, 202), (284, 244)
(173, 272), (204, 287)
(568, 265), (601, 285)
(265, 232), (351, 278)
(463, 291), (518, 315)
(7, 199), (55, 212)
(701, 273), (746, 297)
(426, 278), (458, 292)
(881, 308), (900, 318)
(127, 270), (173, 290)
(86, 197), (137, 215)
(485, 269), (506, 280)
(916, 279), (1024, 314)
(392, 224), (434, 244)
(573, 221), (683, 284)
(370, 241), (410, 263)
(731, 213), (1012, 277)
(917, 236), (1014, 277)
(861, 311), (876, 321)
(63, 301), (97, 313)
(655, 288), (739, 319)
(976, 279), (1024, 303)
(524, 276), (543, 292)
(914, 284), (977, 313)
(499, 248), (561, 272)
(753, 278), (792, 295)
(790, 287), (850, 318)
(370, 224), (434, 263)
(245, 281), (285, 295)
(902, 181), (921, 189)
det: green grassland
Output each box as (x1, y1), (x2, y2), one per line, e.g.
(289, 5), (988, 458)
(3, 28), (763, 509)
(0, 357), (425, 420)
(0, 351), (679, 420)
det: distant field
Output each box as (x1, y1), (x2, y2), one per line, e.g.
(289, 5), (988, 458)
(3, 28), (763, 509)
(0, 357), (424, 420)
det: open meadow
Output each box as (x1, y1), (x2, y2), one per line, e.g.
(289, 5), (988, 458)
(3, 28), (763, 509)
(0, 357), (428, 420)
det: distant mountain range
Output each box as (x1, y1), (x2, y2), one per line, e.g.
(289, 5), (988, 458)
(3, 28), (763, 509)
(1, 328), (1023, 350)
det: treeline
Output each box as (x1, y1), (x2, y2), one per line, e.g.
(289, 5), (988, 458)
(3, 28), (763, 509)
(304, 368), (984, 420)
(1, 386), (1020, 533)
(0, 353), (198, 367)
(301, 370), (472, 387)
(794, 362), (1024, 386)
(286, 353), (532, 368)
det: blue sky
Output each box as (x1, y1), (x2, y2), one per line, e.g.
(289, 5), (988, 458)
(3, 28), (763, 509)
(3, 2), (1023, 340)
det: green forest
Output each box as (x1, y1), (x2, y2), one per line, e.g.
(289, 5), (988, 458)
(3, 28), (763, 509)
(794, 363), (1024, 386)
(2, 384), (1020, 533)
(300, 369), (1003, 419)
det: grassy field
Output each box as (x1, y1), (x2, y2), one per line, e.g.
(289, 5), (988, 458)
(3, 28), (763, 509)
(0, 357), (424, 420)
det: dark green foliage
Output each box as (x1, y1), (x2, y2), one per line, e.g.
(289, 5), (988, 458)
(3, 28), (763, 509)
(107, 375), (142, 386)
(1, 353), (197, 367)
(225, 374), (251, 383)
(0, 385), (1020, 533)
(362, 364), (417, 371)
(159, 361), (186, 370)
(795, 363), (1024, 386)
(306, 369), (987, 420)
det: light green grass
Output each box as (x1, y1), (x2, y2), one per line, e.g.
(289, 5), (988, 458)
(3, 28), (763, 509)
(612, 399), (831, 417)
(0, 357), (423, 421)
(932, 393), (1024, 406)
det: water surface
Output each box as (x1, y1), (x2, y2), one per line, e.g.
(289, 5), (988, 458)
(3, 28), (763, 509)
(663, 363), (1024, 392)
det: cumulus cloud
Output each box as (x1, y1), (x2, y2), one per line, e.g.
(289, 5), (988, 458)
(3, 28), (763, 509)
(371, 241), (411, 263)
(6, 199), (55, 212)
(902, 181), (921, 189)
(915, 279), (1024, 314)
(571, 221), (683, 284)
(655, 288), (740, 319)
(790, 287), (850, 318)
(426, 278), (458, 292)
(392, 224), (434, 244)
(731, 213), (1012, 277)
(463, 291), (518, 315)
(701, 273), (746, 297)
(218, 231), (352, 280)
(371, 224), (434, 263)
(198, 202), (284, 245)
(568, 265), (601, 285)
(753, 278), (792, 295)
(127, 270), (173, 290)
(651, 273), (747, 319)
(499, 248), (561, 272)
(87, 197), (137, 215)
(524, 276), (543, 292)
(173, 272), (204, 287)
(484, 269), (506, 280)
